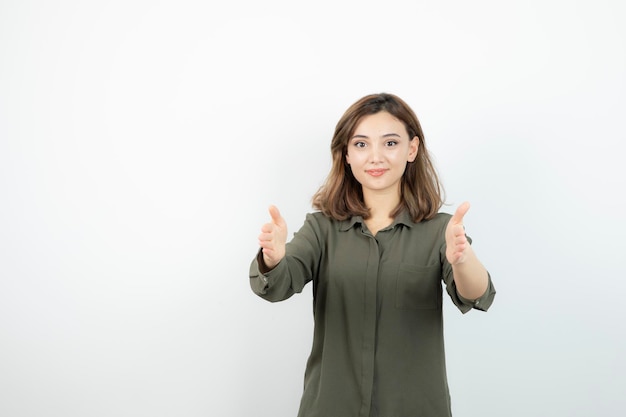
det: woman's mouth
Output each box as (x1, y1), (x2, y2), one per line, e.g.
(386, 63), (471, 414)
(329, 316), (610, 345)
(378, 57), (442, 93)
(366, 169), (387, 177)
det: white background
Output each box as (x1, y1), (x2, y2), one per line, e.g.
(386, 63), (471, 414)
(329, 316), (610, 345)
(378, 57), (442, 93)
(1, 0), (625, 416)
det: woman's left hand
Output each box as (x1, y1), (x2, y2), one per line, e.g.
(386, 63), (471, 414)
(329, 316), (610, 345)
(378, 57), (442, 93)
(445, 201), (471, 265)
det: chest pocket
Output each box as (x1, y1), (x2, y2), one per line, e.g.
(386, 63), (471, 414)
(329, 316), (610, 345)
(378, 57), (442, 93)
(395, 262), (442, 310)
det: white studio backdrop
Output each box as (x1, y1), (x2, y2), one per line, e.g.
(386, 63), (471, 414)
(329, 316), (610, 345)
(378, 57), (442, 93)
(1, 0), (624, 416)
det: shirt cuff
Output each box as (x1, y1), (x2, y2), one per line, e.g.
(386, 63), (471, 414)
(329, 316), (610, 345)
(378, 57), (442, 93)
(457, 273), (496, 313)
(249, 251), (270, 294)
(249, 249), (287, 295)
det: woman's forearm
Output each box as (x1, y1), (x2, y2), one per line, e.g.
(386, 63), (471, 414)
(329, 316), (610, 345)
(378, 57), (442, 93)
(451, 245), (489, 300)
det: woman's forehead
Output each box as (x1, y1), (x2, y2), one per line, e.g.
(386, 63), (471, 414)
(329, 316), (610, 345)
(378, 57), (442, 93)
(352, 112), (407, 136)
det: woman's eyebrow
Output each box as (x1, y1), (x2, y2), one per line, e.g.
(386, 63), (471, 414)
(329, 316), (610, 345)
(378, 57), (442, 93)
(351, 133), (402, 139)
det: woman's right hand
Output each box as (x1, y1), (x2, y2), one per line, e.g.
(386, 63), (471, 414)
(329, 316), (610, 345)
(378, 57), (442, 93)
(258, 205), (288, 270)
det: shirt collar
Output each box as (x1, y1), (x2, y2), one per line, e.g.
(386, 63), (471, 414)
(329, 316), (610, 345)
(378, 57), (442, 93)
(338, 209), (415, 232)
(392, 209), (415, 228)
(338, 216), (363, 232)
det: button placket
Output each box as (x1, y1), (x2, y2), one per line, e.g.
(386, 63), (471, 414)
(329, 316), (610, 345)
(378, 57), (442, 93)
(359, 231), (379, 417)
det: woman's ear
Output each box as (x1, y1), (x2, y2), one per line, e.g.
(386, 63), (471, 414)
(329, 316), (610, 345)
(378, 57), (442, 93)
(408, 136), (419, 162)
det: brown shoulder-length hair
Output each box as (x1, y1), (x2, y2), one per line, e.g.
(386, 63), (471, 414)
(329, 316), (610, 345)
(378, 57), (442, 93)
(311, 93), (445, 222)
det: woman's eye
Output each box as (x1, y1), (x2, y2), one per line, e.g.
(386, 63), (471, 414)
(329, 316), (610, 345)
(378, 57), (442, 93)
(354, 142), (366, 148)
(385, 140), (398, 147)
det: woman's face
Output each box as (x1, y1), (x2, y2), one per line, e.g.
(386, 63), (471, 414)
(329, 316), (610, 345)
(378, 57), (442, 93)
(346, 111), (418, 199)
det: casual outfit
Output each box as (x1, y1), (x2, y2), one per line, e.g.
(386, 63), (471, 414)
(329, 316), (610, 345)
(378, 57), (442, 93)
(249, 210), (496, 417)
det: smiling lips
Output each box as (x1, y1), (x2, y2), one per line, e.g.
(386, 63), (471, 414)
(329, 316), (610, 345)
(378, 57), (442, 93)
(366, 168), (388, 177)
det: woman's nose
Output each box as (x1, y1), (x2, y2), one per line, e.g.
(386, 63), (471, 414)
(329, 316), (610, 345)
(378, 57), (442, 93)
(368, 143), (383, 163)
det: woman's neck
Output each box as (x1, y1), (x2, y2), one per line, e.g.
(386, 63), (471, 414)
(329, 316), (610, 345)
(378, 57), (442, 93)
(363, 188), (400, 233)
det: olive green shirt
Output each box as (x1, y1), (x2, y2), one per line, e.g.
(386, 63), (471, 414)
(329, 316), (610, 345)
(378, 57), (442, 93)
(249, 210), (496, 417)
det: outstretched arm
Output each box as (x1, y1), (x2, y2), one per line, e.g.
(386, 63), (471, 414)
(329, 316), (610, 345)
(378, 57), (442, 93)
(445, 202), (489, 300)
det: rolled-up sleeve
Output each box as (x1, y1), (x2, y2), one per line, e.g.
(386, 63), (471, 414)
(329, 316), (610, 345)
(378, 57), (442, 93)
(454, 273), (496, 313)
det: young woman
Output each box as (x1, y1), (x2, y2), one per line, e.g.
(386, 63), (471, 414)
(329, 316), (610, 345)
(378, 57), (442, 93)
(249, 93), (496, 417)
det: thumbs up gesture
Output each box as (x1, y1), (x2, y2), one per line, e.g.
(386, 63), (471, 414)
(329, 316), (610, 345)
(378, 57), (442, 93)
(258, 205), (288, 270)
(445, 201), (471, 265)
